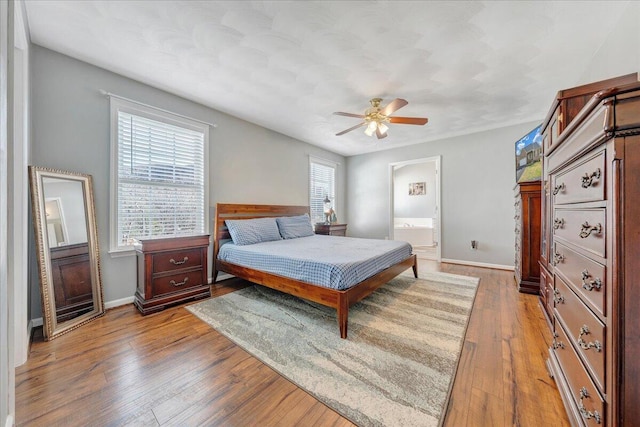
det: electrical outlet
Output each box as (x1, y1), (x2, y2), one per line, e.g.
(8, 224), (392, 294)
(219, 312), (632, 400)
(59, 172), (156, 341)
(471, 240), (478, 250)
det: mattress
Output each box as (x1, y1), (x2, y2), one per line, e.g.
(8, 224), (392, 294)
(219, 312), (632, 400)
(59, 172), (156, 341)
(217, 234), (412, 290)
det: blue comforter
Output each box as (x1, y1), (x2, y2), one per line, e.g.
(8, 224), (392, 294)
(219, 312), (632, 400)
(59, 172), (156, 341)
(217, 234), (412, 290)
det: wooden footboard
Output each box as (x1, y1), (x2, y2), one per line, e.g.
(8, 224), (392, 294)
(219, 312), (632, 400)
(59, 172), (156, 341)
(213, 203), (418, 338)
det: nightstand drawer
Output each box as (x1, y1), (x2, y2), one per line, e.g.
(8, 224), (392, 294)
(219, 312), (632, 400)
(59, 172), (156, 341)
(153, 248), (203, 273)
(152, 269), (205, 296)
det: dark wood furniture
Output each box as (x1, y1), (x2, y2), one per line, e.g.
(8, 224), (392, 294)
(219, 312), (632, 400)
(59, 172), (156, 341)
(213, 203), (417, 339)
(540, 74), (640, 426)
(134, 235), (211, 315)
(314, 223), (347, 236)
(50, 242), (94, 322)
(514, 181), (541, 294)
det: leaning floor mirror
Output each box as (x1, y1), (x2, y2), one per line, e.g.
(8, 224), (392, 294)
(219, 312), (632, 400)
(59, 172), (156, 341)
(29, 166), (105, 340)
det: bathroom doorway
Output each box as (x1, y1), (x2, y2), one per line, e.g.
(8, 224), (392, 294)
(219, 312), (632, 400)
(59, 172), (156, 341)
(389, 156), (441, 261)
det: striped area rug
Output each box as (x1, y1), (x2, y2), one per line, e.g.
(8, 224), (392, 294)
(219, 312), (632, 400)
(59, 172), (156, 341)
(187, 271), (479, 427)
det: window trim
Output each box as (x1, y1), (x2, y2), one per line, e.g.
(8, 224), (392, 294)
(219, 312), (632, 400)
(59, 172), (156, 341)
(308, 156), (338, 224)
(109, 97), (210, 255)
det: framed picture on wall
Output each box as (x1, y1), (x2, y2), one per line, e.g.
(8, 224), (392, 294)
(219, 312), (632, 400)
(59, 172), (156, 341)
(409, 182), (426, 195)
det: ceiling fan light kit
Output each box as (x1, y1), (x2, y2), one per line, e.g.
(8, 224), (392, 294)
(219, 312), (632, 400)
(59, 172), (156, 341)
(333, 98), (428, 139)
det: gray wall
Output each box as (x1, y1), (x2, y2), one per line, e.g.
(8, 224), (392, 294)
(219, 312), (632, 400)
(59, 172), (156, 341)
(393, 162), (436, 219)
(30, 45), (345, 316)
(347, 121), (540, 267)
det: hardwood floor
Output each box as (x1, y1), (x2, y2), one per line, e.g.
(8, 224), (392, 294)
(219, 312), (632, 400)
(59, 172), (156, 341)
(16, 261), (569, 426)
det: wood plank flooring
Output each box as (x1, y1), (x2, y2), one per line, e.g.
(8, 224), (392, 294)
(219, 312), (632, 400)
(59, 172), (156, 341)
(15, 261), (569, 426)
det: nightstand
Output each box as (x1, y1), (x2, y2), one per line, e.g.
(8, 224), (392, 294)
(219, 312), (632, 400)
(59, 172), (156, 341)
(134, 235), (211, 315)
(314, 223), (347, 236)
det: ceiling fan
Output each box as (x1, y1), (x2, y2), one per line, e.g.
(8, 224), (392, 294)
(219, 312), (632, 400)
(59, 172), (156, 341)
(333, 98), (428, 139)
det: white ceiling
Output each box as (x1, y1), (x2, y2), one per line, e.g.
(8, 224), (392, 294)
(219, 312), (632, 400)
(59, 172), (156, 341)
(24, 1), (632, 156)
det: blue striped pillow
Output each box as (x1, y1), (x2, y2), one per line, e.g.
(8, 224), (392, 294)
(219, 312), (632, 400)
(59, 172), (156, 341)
(276, 214), (315, 239)
(225, 217), (282, 246)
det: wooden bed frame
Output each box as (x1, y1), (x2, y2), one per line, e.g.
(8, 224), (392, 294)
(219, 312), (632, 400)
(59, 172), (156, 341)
(213, 203), (418, 339)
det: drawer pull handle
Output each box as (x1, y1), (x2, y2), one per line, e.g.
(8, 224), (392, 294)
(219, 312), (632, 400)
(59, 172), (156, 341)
(552, 252), (565, 266)
(552, 183), (565, 195)
(553, 218), (565, 229)
(552, 339), (565, 349)
(553, 289), (565, 305)
(579, 222), (602, 239)
(581, 168), (601, 188)
(170, 257), (189, 265)
(170, 277), (189, 287)
(578, 325), (602, 352)
(581, 270), (603, 291)
(578, 387), (602, 424)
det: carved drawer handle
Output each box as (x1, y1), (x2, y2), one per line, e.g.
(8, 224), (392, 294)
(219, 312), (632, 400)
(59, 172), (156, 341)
(578, 387), (602, 424)
(170, 277), (189, 287)
(170, 256), (189, 265)
(552, 332), (565, 349)
(578, 324), (602, 352)
(552, 252), (565, 266)
(581, 168), (601, 188)
(553, 183), (565, 195)
(553, 289), (565, 305)
(553, 217), (565, 230)
(579, 222), (602, 239)
(581, 270), (602, 291)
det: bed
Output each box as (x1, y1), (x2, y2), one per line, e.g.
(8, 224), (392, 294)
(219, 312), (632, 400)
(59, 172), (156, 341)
(213, 203), (418, 338)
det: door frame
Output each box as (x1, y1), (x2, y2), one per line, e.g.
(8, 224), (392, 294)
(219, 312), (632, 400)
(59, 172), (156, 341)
(388, 156), (441, 261)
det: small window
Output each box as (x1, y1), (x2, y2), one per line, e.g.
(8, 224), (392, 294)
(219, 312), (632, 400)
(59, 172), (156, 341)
(109, 98), (209, 252)
(309, 157), (337, 224)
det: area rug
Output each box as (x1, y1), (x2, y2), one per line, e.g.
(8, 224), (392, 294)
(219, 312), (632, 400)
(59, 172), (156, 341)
(187, 271), (480, 427)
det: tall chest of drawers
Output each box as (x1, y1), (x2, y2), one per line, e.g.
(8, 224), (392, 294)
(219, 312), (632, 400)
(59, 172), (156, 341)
(540, 75), (640, 426)
(134, 235), (211, 315)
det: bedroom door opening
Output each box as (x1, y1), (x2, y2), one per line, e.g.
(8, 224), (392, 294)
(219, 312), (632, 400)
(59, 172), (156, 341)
(389, 156), (441, 261)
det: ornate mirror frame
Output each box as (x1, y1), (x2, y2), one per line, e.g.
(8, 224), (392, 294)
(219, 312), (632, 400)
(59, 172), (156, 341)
(29, 166), (105, 340)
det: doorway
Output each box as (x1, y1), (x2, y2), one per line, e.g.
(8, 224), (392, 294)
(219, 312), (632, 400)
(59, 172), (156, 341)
(389, 156), (441, 261)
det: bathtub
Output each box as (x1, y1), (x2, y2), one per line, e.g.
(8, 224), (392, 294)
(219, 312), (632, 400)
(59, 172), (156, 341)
(394, 218), (434, 247)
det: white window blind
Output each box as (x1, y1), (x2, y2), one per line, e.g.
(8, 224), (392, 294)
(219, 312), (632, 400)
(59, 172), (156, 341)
(111, 99), (208, 251)
(309, 158), (336, 224)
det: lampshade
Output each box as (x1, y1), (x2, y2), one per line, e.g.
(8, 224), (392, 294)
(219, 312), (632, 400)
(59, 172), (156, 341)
(364, 121), (377, 136)
(378, 122), (389, 134)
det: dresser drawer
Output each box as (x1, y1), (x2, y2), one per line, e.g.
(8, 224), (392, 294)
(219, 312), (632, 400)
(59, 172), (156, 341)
(553, 241), (605, 318)
(554, 276), (605, 392)
(552, 150), (605, 205)
(152, 248), (203, 273)
(553, 208), (605, 258)
(553, 321), (605, 426)
(151, 269), (205, 296)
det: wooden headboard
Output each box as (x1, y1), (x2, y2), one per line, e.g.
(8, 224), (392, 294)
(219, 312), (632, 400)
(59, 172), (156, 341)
(212, 203), (310, 281)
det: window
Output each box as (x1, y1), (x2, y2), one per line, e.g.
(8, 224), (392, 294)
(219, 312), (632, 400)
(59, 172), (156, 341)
(309, 157), (337, 224)
(110, 98), (209, 252)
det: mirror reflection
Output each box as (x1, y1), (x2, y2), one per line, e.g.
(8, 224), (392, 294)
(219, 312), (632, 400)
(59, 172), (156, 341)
(29, 167), (105, 340)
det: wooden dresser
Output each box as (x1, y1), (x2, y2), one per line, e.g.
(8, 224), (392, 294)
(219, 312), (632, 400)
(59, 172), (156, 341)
(539, 74), (640, 426)
(134, 235), (211, 315)
(50, 242), (94, 322)
(314, 223), (347, 236)
(514, 180), (541, 294)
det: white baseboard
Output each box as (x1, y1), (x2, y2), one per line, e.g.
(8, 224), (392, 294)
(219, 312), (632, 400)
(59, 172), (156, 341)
(5, 415), (14, 427)
(30, 297), (134, 328)
(441, 258), (514, 271)
(105, 296), (135, 309)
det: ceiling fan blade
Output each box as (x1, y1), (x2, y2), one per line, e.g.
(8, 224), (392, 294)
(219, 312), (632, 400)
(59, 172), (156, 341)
(336, 122), (366, 136)
(382, 98), (408, 116)
(333, 112), (366, 118)
(376, 126), (387, 139)
(388, 116), (429, 125)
